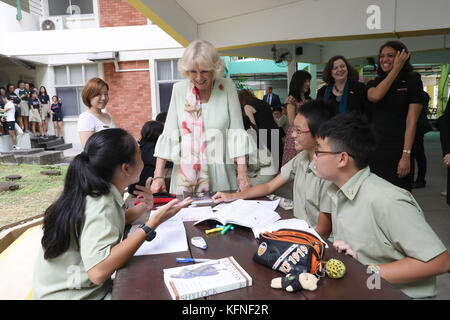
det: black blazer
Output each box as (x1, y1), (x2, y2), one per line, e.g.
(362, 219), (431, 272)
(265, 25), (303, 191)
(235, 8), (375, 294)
(416, 91), (432, 136)
(263, 93), (282, 108)
(438, 98), (450, 156)
(317, 79), (371, 120)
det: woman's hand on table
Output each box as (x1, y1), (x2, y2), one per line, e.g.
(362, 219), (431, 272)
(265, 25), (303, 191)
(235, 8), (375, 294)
(147, 197), (193, 230)
(212, 192), (236, 204)
(333, 240), (358, 260)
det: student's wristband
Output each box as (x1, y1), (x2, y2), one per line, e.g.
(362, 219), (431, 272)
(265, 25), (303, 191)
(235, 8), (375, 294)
(402, 149), (411, 155)
(153, 176), (165, 180)
(366, 264), (380, 274)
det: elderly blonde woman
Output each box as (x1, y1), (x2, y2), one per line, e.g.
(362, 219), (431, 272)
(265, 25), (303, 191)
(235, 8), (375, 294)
(151, 40), (255, 195)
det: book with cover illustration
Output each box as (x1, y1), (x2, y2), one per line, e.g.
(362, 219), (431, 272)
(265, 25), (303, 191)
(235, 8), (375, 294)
(183, 191), (214, 206)
(193, 199), (280, 229)
(163, 256), (252, 300)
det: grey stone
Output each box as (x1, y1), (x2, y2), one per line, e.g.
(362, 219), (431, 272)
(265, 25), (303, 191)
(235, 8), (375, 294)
(0, 182), (19, 192)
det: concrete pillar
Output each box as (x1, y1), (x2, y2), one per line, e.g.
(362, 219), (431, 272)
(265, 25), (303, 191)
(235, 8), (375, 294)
(309, 64), (317, 99)
(286, 56), (297, 95)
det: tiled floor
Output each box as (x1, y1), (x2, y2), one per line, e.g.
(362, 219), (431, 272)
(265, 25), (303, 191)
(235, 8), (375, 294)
(411, 132), (449, 300)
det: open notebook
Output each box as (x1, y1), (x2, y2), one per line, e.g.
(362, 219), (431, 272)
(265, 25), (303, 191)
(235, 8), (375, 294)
(193, 199), (281, 230)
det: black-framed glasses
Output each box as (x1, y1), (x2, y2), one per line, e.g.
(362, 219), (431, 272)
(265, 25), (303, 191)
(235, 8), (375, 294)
(314, 149), (355, 158)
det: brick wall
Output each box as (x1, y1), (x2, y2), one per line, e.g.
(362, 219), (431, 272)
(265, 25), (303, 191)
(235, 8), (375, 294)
(99, 1), (151, 139)
(103, 61), (151, 139)
(99, 0), (148, 27)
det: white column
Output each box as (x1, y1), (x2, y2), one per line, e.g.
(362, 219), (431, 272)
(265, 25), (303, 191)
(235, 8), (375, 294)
(308, 64), (317, 99)
(286, 53), (297, 94)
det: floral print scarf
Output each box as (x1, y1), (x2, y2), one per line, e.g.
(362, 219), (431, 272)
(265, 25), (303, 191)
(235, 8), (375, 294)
(176, 81), (210, 194)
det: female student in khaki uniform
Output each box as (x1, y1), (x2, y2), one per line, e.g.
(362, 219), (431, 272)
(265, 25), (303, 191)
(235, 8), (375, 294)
(313, 114), (450, 299)
(33, 129), (193, 299)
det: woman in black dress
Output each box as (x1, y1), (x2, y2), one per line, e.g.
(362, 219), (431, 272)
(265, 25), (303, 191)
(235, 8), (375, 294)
(317, 55), (370, 119)
(238, 89), (284, 171)
(367, 41), (423, 191)
(438, 98), (450, 205)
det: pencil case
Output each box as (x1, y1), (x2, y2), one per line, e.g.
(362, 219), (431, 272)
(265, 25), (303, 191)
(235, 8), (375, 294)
(253, 229), (326, 275)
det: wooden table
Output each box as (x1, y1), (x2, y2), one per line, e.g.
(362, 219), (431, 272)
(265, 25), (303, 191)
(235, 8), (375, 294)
(112, 202), (409, 300)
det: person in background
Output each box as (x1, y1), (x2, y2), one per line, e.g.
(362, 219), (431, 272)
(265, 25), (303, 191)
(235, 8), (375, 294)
(317, 55), (370, 119)
(78, 78), (116, 148)
(282, 70), (312, 166)
(28, 91), (45, 137)
(263, 86), (281, 108)
(128, 121), (164, 196)
(155, 111), (168, 124)
(16, 81), (29, 132)
(50, 96), (64, 138)
(437, 98), (450, 205)
(412, 91), (433, 189)
(38, 86), (51, 136)
(0, 87), (6, 100)
(0, 95), (19, 149)
(272, 105), (289, 136)
(367, 40), (423, 191)
(5, 84), (21, 130)
(151, 40), (254, 195)
(238, 89), (284, 172)
(33, 128), (193, 299)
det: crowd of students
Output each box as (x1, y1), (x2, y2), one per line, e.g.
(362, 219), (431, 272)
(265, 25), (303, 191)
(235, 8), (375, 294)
(0, 81), (64, 149)
(29, 39), (450, 300)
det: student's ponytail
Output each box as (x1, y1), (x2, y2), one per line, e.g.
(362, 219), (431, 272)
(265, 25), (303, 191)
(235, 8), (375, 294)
(41, 129), (137, 259)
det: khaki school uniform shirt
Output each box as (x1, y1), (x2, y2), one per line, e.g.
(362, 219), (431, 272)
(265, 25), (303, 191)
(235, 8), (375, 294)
(328, 167), (447, 298)
(33, 184), (126, 300)
(280, 150), (333, 229)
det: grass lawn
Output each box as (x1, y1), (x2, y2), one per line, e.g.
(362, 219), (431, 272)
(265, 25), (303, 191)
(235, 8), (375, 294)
(0, 163), (68, 228)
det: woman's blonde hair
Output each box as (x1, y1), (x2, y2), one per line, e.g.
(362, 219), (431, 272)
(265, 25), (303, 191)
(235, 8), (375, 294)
(178, 40), (226, 78)
(81, 77), (109, 108)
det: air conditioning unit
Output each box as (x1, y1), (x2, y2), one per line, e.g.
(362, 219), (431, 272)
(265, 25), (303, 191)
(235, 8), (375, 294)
(40, 16), (64, 31)
(87, 52), (119, 62)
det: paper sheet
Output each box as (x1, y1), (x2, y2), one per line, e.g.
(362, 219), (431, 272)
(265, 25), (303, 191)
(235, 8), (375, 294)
(175, 207), (214, 222)
(212, 198), (280, 212)
(129, 215), (188, 256)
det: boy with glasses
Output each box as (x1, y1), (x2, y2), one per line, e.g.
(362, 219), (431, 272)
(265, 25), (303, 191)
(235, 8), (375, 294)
(213, 100), (336, 239)
(314, 113), (450, 299)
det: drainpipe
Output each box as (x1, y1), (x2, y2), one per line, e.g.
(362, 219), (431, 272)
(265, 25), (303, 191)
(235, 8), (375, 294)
(113, 56), (149, 73)
(16, 0), (22, 21)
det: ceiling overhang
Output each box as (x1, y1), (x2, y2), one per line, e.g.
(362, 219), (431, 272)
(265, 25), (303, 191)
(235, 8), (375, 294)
(127, 0), (450, 65)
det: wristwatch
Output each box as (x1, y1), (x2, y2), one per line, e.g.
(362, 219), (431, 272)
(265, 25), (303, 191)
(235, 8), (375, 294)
(139, 224), (157, 241)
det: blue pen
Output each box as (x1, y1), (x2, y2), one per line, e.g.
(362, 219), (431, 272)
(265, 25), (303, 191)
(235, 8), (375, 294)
(176, 258), (214, 263)
(216, 224), (235, 230)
